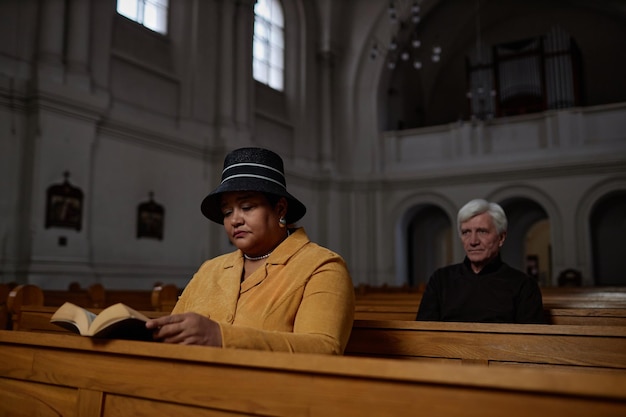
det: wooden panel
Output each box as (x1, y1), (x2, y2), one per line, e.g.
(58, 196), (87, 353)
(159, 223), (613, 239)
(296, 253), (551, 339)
(43, 290), (93, 308)
(353, 286), (626, 323)
(548, 308), (626, 326)
(0, 378), (78, 417)
(346, 320), (626, 371)
(102, 394), (243, 417)
(15, 305), (170, 335)
(14, 306), (65, 332)
(77, 389), (103, 417)
(0, 283), (12, 331)
(1, 331), (626, 416)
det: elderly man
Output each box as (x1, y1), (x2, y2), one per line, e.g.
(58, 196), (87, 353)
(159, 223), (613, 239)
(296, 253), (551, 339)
(416, 199), (545, 323)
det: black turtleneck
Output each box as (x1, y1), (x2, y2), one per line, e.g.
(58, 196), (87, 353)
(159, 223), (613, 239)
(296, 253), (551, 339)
(416, 255), (545, 323)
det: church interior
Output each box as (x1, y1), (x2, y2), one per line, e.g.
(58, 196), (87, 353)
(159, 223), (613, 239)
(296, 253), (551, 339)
(1, 0), (625, 291)
(2, 2), (626, 416)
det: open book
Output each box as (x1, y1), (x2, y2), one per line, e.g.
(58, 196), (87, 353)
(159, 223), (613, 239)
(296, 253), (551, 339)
(50, 302), (154, 341)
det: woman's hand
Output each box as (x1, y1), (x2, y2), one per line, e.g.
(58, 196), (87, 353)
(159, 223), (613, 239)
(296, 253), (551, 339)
(146, 313), (223, 346)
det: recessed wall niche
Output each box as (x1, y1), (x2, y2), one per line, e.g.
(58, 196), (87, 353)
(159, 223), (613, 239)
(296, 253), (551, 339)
(136, 192), (164, 240)
(45, 171), (83, 231)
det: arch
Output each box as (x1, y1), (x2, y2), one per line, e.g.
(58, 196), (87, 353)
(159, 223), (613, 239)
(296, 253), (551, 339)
(525, 219), (551, 284)
(393, 192), (457, 286)
(588, 187), (626, 285)
(488, 185), (560, 284)
(348, 0), (626, 177)
(406, 205), (453, 286)
(498, 197), (549, 282)
(356, 0), (626, 133)
(576, 177), (626, 284)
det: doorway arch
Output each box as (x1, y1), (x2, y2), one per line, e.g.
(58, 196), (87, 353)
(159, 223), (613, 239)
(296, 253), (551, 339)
(590, 190), (626, 285)
(403, 204), (453, 287)
(394, 194), (457, 287)
(499, 197), (550, 284)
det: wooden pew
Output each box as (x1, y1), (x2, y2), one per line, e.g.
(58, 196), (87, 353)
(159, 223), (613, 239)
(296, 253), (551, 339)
(11, 283), (179, 312)
(548, 308), (626, 326)
(12, 304), (169, 333)
(7, 284), (173, 331)
(12, 286), (626, 333)
(150, 283), (180, 312)
(42, 282), (106, 308)
(541, 286), (626, 296)
(11, 305), (65, 333)
(43, 283), (160, 310)
(354, 304), (626, 325)
(0, 283), (13, 330)
(355, 295), (421, 306)
(354, 304), (417, 320)
(2, 330), (626, 416)
(355, 282), (425, 295)
(9, 301), (626, 374)
(542, 289), (626, 309)
(102, 288), (156, 310)
(354, 285), (626, 309)
(6, 284), (45, 330)
(345, 319), (626, 372)
(353, 285), (626, 323)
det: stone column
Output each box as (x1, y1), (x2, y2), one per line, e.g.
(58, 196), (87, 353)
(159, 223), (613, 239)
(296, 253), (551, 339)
(318, 49), (335, 171)
(217, 0), (235, 134)
(317, 0), (336, 171)
(234, 0), (254, 136)
(38, 0), (65, 82)
(66, 0), (91, 89)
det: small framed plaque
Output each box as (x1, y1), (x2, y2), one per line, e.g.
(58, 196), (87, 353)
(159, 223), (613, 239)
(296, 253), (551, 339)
(45, 171), (83, 231)
(137, 192), (164, 240)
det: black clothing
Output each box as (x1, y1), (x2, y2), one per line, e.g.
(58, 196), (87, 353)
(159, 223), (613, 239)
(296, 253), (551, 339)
(416, 255), (545, 323)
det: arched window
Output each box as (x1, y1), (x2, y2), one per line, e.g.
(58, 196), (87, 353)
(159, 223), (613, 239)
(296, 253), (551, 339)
(117, 0), (169, 35)
(253, 0), (285, 91)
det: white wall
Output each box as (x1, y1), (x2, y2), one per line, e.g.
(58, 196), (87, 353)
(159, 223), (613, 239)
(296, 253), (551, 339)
(0, 0), (625, 289)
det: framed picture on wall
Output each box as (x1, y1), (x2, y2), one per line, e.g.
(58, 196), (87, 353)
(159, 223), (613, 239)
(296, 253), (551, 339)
(137, 192), (164, 240)
(45, 171), (83, 231)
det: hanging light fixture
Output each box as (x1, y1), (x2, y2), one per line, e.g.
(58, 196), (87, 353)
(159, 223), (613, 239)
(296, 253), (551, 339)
(466, 0), (497, 121)
(370, 0), (442, 71)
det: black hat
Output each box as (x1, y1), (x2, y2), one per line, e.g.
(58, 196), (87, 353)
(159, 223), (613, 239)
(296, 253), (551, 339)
(201, 147), (307, 224)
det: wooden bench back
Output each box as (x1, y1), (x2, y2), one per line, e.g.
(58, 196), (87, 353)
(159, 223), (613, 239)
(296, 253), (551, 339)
(42, 283), (106, 308)
(354, 285), (626, 323)
(548, 308), (626, 326)
(345, 319), (626, 372)
(6, 285), (45, 330)
(0, 284), (13, 331)
(354, 304), (626, 325)
(151, 283), (180, 312)
(354, 285), (626, 308)
(7, 283), (178, 330)
(10, 302), (626, 373)
(10, 283), (178, 310)
(2, 330), (626, 416)
(102, 288), (155, 310)
(14, 305), (169, 333)
(43, 284), (157, 310)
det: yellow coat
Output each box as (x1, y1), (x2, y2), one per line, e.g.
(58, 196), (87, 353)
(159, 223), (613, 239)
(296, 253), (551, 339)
(173, 228), (355, 354)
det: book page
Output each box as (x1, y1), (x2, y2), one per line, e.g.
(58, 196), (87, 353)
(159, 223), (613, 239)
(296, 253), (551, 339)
(88, 303), (151, 337)
(50, 302), (97, 336)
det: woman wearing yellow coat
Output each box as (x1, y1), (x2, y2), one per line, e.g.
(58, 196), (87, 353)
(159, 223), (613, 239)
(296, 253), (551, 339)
(146, 147), (355, 354)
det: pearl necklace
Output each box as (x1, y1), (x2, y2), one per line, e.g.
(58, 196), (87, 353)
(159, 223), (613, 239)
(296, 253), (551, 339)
(243, 229), (291, 261)
(243, 252), (272, 261)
